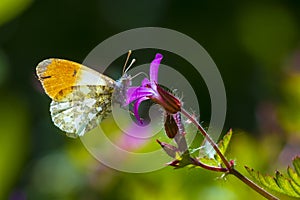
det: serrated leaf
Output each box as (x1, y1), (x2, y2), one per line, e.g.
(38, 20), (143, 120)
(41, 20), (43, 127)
(288, 166), (300, 187)
(293, 156), (300, 176)
(170, 151), (193, 169)
(215, 129), (232, 164)
(196, 129), (233, 169)
(291, 180), (300, 196)
(265, 175), (282, 193)
(275, 171), (300, 196)
(199, 156), (220, 167)
(245, 166), (283, 193)
(245, 166), (300, 198)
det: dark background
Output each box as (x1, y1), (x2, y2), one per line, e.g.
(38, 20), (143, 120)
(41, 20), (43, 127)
(0, 0), (300, 199)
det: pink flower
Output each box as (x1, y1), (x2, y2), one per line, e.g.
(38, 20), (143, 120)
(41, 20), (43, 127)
(126, 53), (181, 124)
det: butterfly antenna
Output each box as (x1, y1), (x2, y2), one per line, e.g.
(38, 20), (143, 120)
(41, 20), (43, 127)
(124, 58), (136, 74)
(123, 50), (132, 74)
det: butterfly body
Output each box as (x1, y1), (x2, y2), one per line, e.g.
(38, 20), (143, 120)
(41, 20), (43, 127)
(36, 58), (130, 138)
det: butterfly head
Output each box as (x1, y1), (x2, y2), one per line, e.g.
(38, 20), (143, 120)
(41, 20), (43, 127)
(113, 73), (132, 106)
(112, 50), (135, 106)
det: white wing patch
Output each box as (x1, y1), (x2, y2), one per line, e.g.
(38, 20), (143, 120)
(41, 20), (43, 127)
(50, 85), (114, 137)
(77, 64), (116, 86)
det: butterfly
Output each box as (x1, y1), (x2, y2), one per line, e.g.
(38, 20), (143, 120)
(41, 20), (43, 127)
(36, 53), (133, 138)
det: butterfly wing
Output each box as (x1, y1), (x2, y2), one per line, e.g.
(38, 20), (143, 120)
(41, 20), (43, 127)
(36, 59), (116, 137)
(50, 85), (113, 138)
(36, 58), (115, 100)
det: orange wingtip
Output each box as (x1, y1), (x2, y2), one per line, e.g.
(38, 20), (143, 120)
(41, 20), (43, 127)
(36, 59), (82, 101)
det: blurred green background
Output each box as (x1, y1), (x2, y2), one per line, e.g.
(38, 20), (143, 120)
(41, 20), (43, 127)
(1, 0), (300, 199)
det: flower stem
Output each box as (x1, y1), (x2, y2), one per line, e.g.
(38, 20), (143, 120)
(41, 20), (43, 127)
(180, 108), (231, 169)
(230, 168), (279, 200)
(191, 157), (228, 172)
(180, 108), (279, 200)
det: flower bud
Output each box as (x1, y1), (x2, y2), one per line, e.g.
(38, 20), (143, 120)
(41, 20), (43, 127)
(164, 113), (178, 138)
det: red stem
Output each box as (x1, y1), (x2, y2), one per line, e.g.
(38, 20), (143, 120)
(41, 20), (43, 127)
(180, 108), (279, 200)
(230, 168), (279, 200)
(190, 158), (228, 172)
(181, 108), (231, 169)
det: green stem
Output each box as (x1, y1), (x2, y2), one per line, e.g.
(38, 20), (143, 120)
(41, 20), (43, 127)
(180, 108), (279, 200)
(230, 168), (279, 200)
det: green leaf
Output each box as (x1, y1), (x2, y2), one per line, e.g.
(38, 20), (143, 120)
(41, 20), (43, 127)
(215, 129), (232, 165)
(245, 166), (284, 194)
(293, 156), (300, 176)
(197, 129), (233, 168)
(199, 156), (220, 167)
(170, 151), (194, 169)
(275, 171), (300, 196)
(288, 166), (300, 187)
(245, 157), (300, 198)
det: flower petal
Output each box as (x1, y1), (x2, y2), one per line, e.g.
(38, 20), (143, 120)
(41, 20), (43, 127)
(133, 96), (149, 124)
(150, 53), (163, 82)
(141, 78), (151, 86)
(126, 86), (154, 105)
(126, 87), (139, 99)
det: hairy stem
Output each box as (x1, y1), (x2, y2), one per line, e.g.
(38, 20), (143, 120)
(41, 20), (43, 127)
(180, 108), (279, 200)
(230, 168), (279, 200)
(181, 108), (231, 169)
(191, 157), (228, 172)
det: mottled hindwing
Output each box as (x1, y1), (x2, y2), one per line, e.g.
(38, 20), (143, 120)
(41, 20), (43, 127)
(36, 58), (117, 137)
(50, 85), (114, 138)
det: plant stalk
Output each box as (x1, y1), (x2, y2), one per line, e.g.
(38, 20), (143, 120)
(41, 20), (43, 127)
(230, 168), (279, 200)
(181, 108), (231, 169)
(180, 108), (279, 200)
